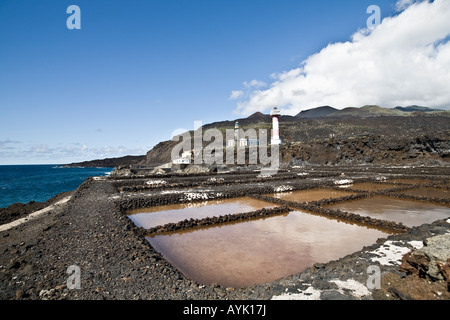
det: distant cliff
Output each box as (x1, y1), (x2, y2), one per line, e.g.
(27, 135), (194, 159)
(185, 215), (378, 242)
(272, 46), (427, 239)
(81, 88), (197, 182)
(63, 155), (146, 168)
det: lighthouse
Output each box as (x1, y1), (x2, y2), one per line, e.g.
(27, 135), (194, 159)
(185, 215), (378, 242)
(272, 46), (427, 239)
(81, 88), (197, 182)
(234, 121), (240, 142)
(270, 107), (281, 145)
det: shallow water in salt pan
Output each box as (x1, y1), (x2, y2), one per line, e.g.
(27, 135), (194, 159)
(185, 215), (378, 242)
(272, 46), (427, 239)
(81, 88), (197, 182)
(127, 197), (276, 229)
(267, 188), (355, 203)
(326, 196), (450, 227)
(386, 179), (433, 185)
(146, 211), (388, 288)
(395, 187), (450, 200)
(346, 183), (397, 191)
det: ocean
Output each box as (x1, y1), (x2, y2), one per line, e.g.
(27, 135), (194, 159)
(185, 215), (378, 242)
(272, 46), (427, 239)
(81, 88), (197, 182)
(0, 165), (113, 208)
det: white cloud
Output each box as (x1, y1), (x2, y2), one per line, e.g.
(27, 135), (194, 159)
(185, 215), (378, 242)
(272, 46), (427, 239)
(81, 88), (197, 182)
(233, 0), (450, 116)
(31, 144), (48, 153)
(395, 0), (421, 12)
(243, 80), (267, 89)
(0, 143), (148, 164)
(229, 90), (244, 100)
(0, 139), (20, 150)
(229, 80), (268, 101)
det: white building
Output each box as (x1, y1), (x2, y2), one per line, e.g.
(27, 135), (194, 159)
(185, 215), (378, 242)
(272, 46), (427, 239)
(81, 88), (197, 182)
(239, 138), (248, 147)
(172, 157), (191, 164)
(173, 150), (192, 164)
(242, 138), (260, 146)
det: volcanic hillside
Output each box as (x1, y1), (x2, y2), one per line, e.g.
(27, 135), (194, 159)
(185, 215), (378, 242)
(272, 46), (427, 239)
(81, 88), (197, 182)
(138, 105), (450, 167)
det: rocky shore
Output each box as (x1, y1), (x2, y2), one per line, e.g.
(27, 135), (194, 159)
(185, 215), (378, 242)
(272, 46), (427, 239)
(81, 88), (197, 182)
(0, 191), (73, 226)
(1, 165), (449, 300)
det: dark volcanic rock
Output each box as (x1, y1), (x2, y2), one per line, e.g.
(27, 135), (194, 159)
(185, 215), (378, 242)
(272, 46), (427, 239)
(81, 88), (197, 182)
(64, 155), (145, 168)
(283, 134), (450, 166)
(0, 191), (73, 225)
(295, 106), (338, 119)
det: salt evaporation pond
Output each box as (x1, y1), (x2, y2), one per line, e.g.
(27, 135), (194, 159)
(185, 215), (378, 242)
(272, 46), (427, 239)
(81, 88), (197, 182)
(326, 196), (450, 227)
(394, 187), (450, 200)
(345, 183), (397, 191)
(127, 197), (276, 229)
(146, 210), (389, 288)
(268, 188), (356, 203)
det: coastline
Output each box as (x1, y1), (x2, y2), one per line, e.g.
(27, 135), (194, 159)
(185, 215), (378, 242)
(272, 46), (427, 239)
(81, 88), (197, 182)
(0, 165), (113, 209)
(0, 195), (72, 233)
(0, 191), (74, 226)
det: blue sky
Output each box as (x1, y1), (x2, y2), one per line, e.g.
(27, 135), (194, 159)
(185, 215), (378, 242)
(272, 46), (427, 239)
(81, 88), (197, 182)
(1, 0), (448, 164)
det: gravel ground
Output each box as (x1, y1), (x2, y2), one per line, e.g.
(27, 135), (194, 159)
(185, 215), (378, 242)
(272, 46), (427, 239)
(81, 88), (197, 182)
(1, 167), (449, 300)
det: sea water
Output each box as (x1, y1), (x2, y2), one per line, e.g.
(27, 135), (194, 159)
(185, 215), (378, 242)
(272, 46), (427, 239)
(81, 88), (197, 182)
(0, 165), (112, 208)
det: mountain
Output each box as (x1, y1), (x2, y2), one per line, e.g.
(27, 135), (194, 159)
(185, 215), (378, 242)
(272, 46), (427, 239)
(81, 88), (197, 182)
(295, 105), (407, 119)
(295, 106), (338, 118)
(143, 140), (181, 168)
(63, 155), (146, 168)
(329, 105), (406, 117)
(246, 112), (271, 121)
(395, 105), (442, 112)
(136, 106), (449, 167)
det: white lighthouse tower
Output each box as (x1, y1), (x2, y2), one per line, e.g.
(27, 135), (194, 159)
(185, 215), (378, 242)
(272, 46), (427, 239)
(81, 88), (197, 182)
(270, 107), (281, 145)
(234, 121), (240, 142)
